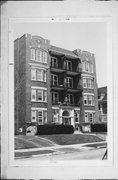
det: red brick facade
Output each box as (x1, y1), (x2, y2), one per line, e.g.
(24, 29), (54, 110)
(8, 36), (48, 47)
(14, 34), (99, 134)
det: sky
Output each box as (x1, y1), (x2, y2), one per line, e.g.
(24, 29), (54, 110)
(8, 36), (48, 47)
(14, 22), (107, 87)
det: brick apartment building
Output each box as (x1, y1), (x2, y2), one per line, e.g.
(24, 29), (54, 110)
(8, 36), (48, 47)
(14, 34), (99, 134)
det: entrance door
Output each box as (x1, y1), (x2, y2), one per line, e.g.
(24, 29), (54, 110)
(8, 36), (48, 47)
(62, 110), (71, 125)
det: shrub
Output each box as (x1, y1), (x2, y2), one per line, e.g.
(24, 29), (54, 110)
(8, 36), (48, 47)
(91, 123), (107, 132)
(36, 124), (74, 135)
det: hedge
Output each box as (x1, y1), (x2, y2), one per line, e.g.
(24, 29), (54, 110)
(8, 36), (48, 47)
(91, 123), (107, 132)
(36, 124), (74, 135)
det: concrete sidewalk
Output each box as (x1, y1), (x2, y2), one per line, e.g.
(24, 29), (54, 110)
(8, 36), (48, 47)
(15, 141), (107, 153)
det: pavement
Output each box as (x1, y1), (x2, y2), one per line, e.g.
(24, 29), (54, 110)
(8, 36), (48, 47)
(15, 141), (107, 160)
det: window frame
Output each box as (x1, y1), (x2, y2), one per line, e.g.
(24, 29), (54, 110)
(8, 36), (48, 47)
(31, 110), (37, 122)
(66, 77), (73, 88)
(52, 92), (59, 104)
(38, 111), (43, 125)
(51, 57), (58, 68)
(51, 74), (58, 86)
(67, 93), (74, 105)
(66, 60), (72, 71)
(31, 68), (47, 82)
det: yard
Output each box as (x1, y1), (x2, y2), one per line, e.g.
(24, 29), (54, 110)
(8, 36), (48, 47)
(15, 134), (104, 150)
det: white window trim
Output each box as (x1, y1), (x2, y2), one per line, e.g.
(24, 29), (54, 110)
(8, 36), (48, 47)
(31, 68), (46, 82)
(51, 74), (58, 86)
(67, 93), (74, 105)
(32, 107), (47, 111)
(31, 86), (47, 90)
(31, 89), (47, 102)
(66, 60), (72, 71)
(31, 89), (36, 101)
(51, 57), (58, 68)
(66, 77), (73, 88)
(38, 110), (43, 125)
(31, 110), (37, 122)
(52, 92), (59, 103)
(84, 94), (94, 106)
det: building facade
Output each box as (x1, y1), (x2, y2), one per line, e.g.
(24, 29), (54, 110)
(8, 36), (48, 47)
(14, 34), (99, 134)
(98, 86), (107, 122)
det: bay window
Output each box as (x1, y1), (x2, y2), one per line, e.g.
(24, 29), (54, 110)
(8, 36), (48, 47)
(31, 89), (47, 102)
(31, 68), (46, 82)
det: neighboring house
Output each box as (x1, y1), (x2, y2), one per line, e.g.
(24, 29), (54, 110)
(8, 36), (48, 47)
(14, 34), (99, 134)
(98, 86), (107, 122)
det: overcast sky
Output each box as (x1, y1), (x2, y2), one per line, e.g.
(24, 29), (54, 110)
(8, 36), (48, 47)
(14, 22), (107, 88)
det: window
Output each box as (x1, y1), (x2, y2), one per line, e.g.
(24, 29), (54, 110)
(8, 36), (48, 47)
(66, 77), (73, 88)
(51, 57), (58, 68)
(83, 78), (87, 88)
(37, 90), (43, 101)
(85, 62), (89, 72)
(31, 110), (36, 122)
(31, 89), (47, 102)
(31, 49), (47, 63)
(38, 111), (43, 125)
(85, 112), (89, 122)
(82, 61), (85, 71)
(90, 63), (94, 73)
(44, 111), (47, 124)
(37, 70), (43, 81)
(31, 69), (36, 80)
(31, 89), (36, 101)
(66, 60), (72, 71)
(43, 91), (47, 102)
(36, 49), (42, 62)
(52, 92), (59, 104)
(84, 95), (88, 105)
(43, 52), (47, 63)
(83, 78), (94, 89)
(67, 94), (74, 104)
(88, 96), (92, 105)
(84, 95), (94, 105)
(31, 49), (35, 60)
(51, 74), (58, 86)
(31, 69), (46, 82)
(87, 79), (91, 88)
(89, 113), (93, 122)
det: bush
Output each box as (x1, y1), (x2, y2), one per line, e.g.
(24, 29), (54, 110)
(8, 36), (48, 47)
(36, 124), (74, 135)
(91, 123), (107, 132)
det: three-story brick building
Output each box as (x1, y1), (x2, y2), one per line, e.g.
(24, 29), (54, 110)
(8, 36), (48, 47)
(14, 34), (99, 134)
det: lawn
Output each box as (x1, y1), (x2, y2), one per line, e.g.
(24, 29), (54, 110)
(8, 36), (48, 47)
(15, 134), (104, 150)
(39, 134), (103, 145)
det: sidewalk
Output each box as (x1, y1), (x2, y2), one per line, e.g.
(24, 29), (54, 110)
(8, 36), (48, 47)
(15, 141), (107, 159)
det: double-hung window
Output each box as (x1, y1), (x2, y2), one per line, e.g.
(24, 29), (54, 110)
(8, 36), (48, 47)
(52, 92), (59, 104)
(84, 95), (88, 105)
(31, 49), (36, 60)
(51, 57), (58, 68)
(43, 52), (47, 63)
(67, 94), (74, 104)
(88, 96), (92, 105)
(37, 70), (43, 81)
(66, 60), (72, 71)
(89, 113), (93, 122)
(31, 89), (36, 101)
(36, 49), (42, 62)
(83, 78), (87, 88)
(37, 90), (43, 101)
(66, 77), (73, 88)
(31, 69), (46, 82)
(85, 62), (89, 72)
(51, 74), (58, 86)
(38, 111), (43, 125)
(31, 110), (37, 122)
(31, 89), (47, 102)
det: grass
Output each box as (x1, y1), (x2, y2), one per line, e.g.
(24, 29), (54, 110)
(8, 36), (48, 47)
(15, 134), (103, 150)
(15, 150), (55, 158)
(39, 134), (103, 145)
